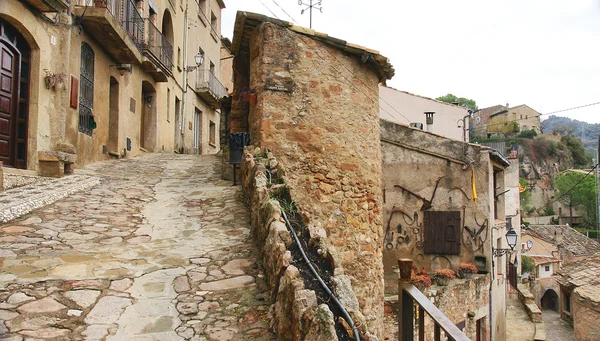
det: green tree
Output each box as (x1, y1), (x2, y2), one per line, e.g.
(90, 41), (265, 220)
(561, 135), (591, 168)
(520, 178), (533, 216)
(521, 255), (534, 274)
(436, 94), (478, 112)
(554, 172), (598, 226)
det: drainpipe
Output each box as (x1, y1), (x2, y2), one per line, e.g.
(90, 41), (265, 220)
(180, 2), (189, 153)
(489, 225), (494, 341)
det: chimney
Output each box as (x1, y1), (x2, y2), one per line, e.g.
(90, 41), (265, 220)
(554, 226), (563, 244)
(424, 112), (435, 133)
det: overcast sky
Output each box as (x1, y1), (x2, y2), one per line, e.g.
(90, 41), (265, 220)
(221, 0), (600, 124)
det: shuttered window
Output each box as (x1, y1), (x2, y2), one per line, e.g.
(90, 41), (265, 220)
(79, 42), (94, 136)
(423, 211), (461, 254)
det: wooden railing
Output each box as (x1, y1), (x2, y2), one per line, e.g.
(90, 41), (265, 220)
(397, 259), (470, 341)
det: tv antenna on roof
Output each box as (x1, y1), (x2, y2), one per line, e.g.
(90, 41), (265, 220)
(298, 0), (322, 28)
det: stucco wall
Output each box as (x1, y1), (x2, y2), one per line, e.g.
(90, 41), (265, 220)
(379, 86), (469, 142)
(0, 0), (226, 172)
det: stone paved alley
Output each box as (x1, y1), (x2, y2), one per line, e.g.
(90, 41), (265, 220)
(0, 154), (275, 340)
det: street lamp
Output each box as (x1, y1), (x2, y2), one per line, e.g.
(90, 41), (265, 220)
(492, 227), (518, 257)
(185, 52), (204, 72)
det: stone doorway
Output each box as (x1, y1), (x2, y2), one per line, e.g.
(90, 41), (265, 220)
(0, 18), (30, 169)
(541, 289), (559, 312)
(108, 77), (119, 153)
(140, 81), (157, 152)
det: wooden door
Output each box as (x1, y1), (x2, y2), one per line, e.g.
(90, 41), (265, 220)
(0, 40), (18, 167)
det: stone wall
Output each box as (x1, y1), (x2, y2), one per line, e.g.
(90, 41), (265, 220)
(572, 289), (600, 341)
(379, 119), (493, 282)
(242, 148), (378, 340)
(232, 22), (385, 337)
(425, 275), (490, 340)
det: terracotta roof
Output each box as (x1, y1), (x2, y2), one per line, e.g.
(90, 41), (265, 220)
(231, 11), (394, 81)
(524, 225), (600, 257)
(557, 252), (600, 303)
(529, 255), (560, 266)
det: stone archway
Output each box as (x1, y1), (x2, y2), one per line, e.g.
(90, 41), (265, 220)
(541, 289), (559, 312)
(140, 81), (157, 152)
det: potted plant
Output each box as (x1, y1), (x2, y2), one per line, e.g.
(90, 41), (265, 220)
(456, 263), (478, 279)
(433, 269), (456, 286)
(410, 275), (432, 292)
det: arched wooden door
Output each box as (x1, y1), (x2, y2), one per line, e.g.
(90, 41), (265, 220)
(0, 18), (30, 169)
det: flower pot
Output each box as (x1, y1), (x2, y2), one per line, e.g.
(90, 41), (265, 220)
(461, 272), (474, 279)
(94, 1), (107, 8)
(435, 277), (450, 286)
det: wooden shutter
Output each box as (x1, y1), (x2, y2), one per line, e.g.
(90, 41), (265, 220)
(423, 211), (461, 254)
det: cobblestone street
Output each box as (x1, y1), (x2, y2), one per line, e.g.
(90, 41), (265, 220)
(0, 154), (275, 341)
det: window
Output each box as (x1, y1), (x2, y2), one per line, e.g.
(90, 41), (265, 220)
(209, 121), (216, 145)
(564, 292), (571, 313)
(423, 211), (461, 255)
(209, 61), (215, 75)
(210, 11), (217, 30)
(166, 88), (171, 122)
(177, 47), (182, 69)
(545, 265), (550, 272)
(173, 97), (180, 123)
(520, 114), (523, 119)
(79, 42), (95, 136)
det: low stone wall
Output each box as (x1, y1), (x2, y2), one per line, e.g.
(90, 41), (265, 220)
(426, 275), (490, 340)
(518, 287), (542, 323)
(241, 147), (377, 341)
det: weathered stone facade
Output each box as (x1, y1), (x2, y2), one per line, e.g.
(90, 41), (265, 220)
(230, 12), (394, 339)
(380, 119), (517, 340)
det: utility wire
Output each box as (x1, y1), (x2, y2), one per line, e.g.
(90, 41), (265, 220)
(549, 163), (599, 206)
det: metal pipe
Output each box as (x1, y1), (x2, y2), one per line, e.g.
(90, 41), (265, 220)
(280, 209), (361, 341)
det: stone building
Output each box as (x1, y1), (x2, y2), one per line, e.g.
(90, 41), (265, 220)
(379, 86), (470, 142)
(0, 0), (228, 176)
(472, 104), (541, 138)
(557, 252), (600, 341)
(230, 11), (394, 339)
(522, 224), (599, 313)
(380, 119), (522, 341)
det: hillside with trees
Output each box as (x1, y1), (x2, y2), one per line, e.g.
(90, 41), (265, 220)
(541, 115), (599, 154)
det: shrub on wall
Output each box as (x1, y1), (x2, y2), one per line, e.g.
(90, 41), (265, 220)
(521, 255), (534, 274)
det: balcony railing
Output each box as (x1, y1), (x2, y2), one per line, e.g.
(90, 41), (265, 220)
(144, 19), (174, 70)
(121, 0), (144, 49)
(196, 69), (227, 101)
(397, 259), (470, 341)
(74, 0), (143, 50)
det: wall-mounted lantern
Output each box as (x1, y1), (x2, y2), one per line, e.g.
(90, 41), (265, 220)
(492, 227), (518, 257)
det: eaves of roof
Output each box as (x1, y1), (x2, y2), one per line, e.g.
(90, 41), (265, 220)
(231, 11), (394, 81)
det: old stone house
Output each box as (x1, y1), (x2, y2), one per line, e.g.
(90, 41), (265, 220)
(380, 119), (521, 341)
(0, 0), (228, 176)
(230, 10), (394, 340)
(522, 224), (599, 314)
(379, 86), (470, 142)
(472, 104), (541, 138)
(557, 252), (600, 341)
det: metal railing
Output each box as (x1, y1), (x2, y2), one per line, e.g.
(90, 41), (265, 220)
(74, 0), (143, 50)
(121, 0), (144, 49)
(144, 19), (174, 70)
(196, 69), (227, 100)
(397, 259), (470, 341)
